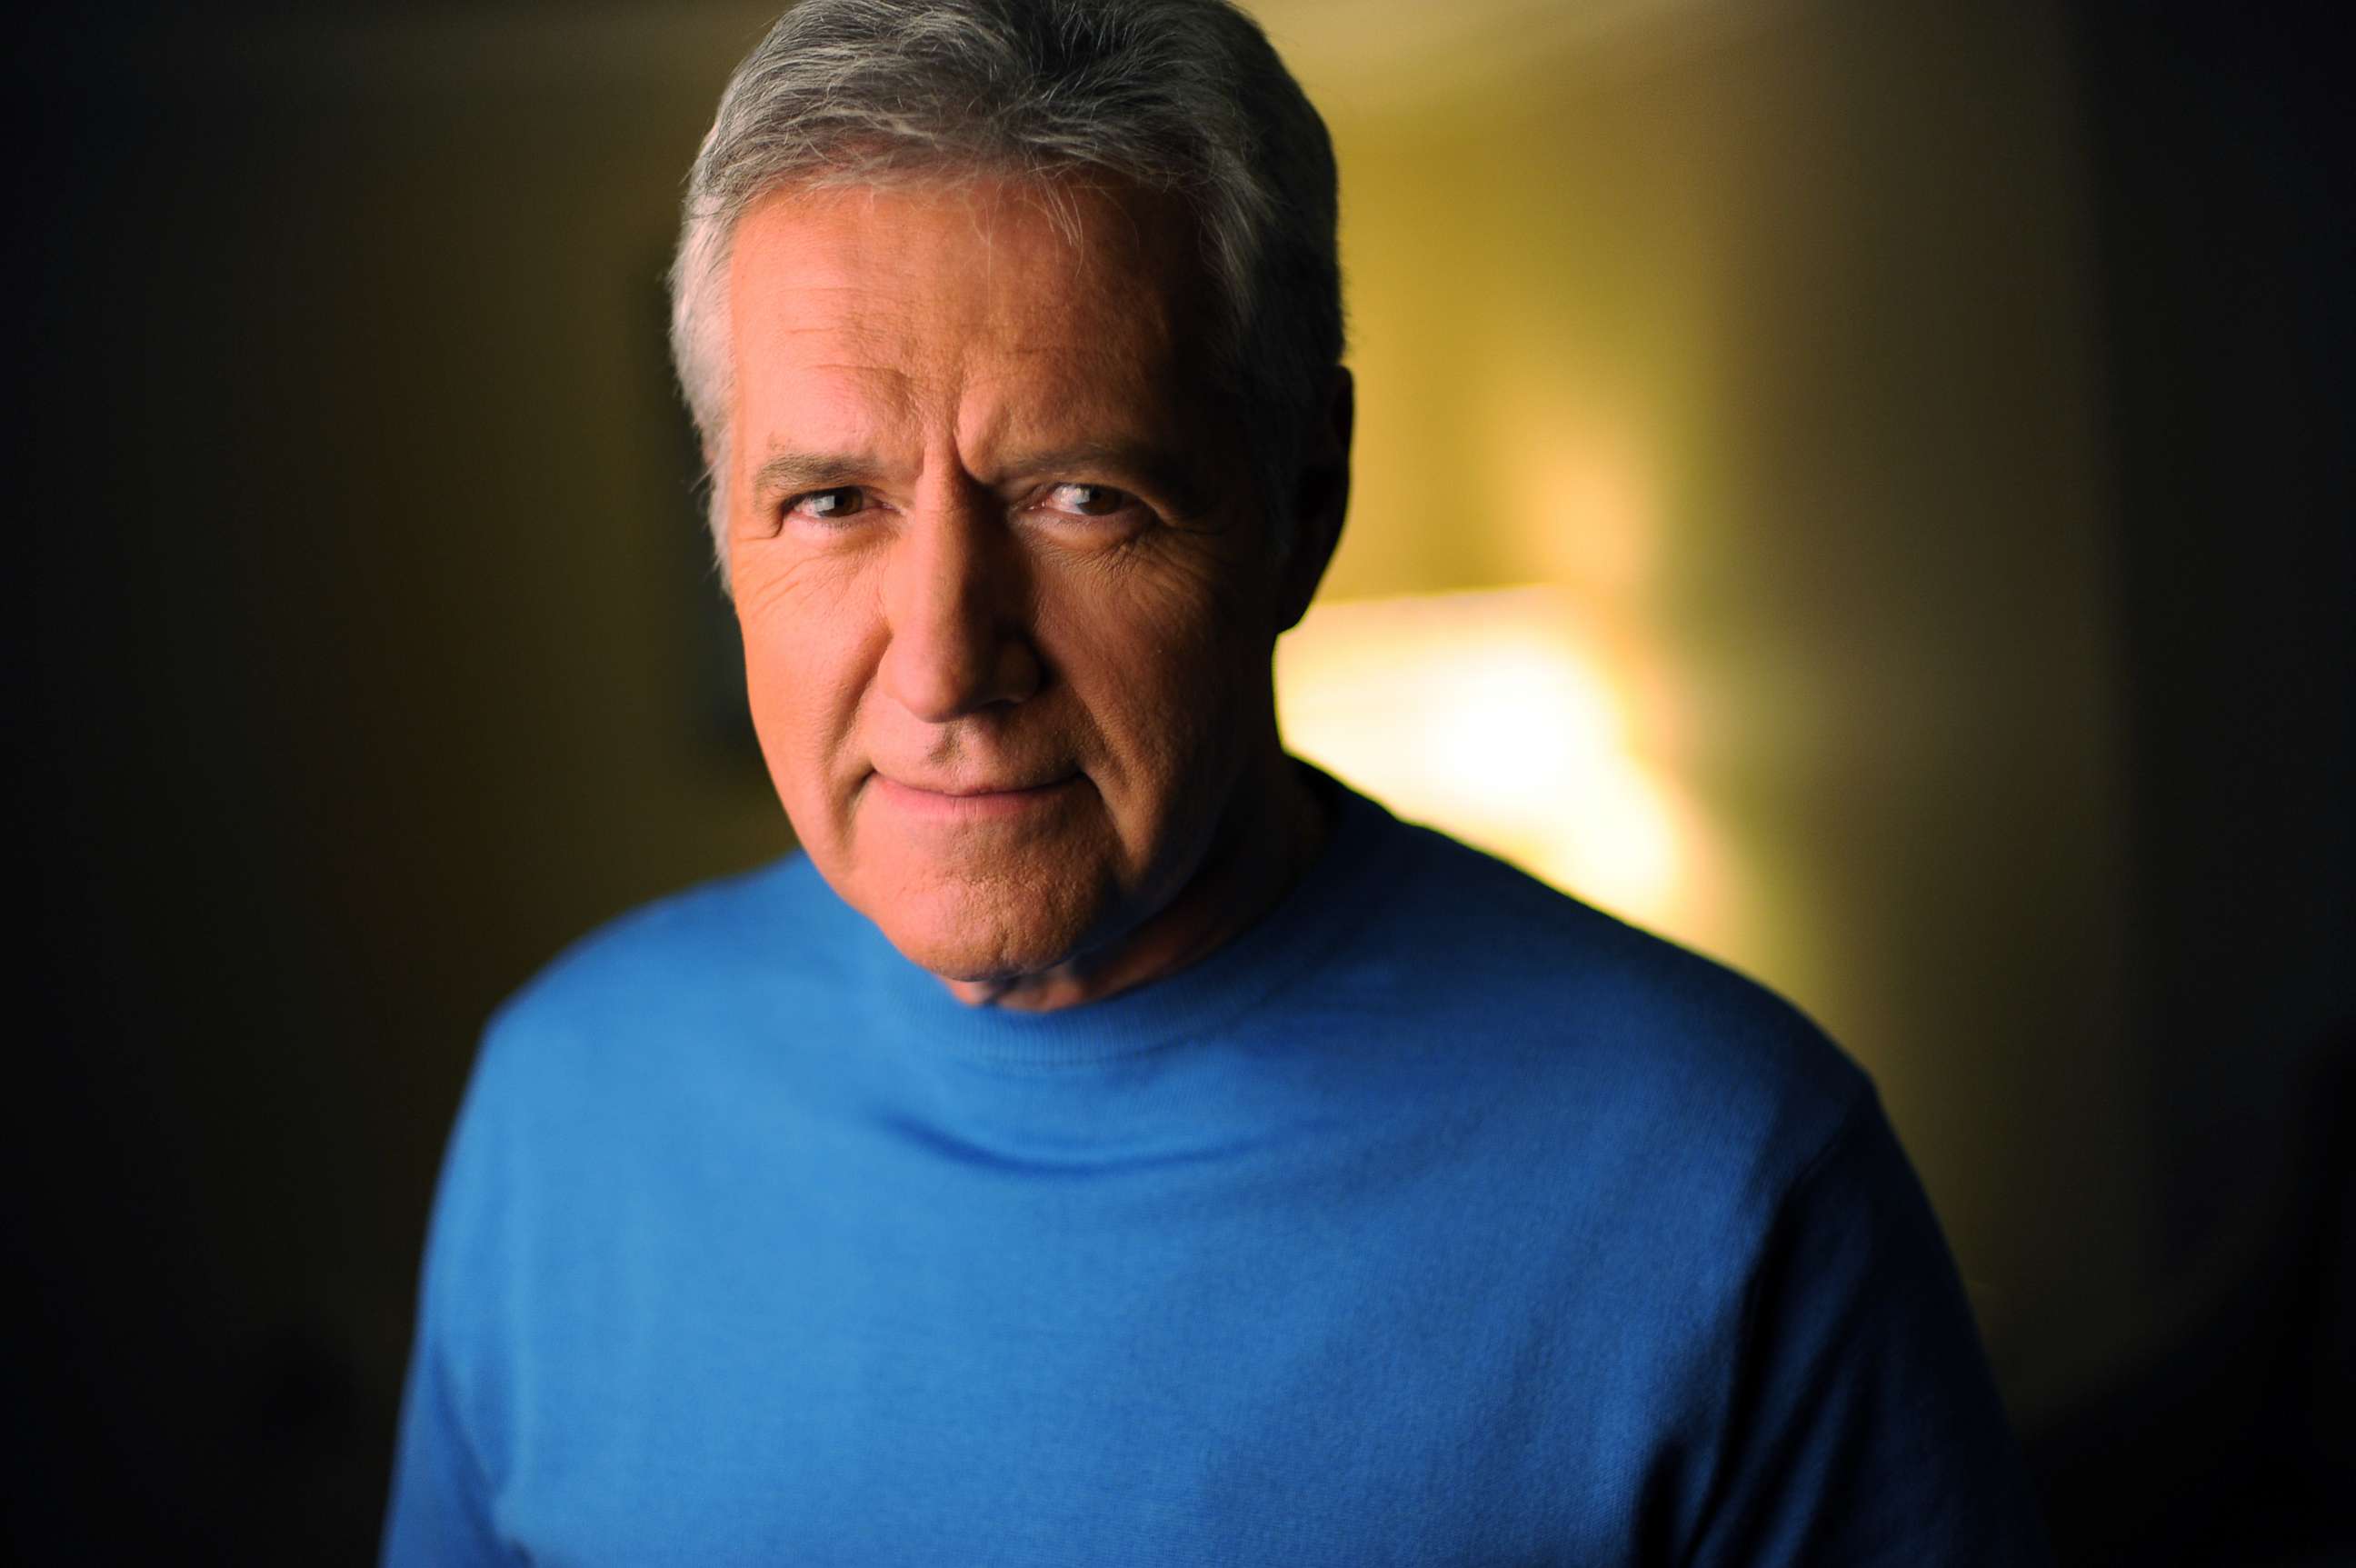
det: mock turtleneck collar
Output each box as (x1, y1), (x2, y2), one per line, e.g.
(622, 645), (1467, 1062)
(840, 769), (1413, 1070)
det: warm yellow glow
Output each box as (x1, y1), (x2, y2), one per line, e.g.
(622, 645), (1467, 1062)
(1277, 584), (1707, 934)
(1514, 404), (1662, 598)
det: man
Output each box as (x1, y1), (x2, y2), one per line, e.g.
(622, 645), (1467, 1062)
(385, 1), (2052, 1563)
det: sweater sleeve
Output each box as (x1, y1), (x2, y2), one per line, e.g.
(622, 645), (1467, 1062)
(1683, 1092), (2054, 1567)
(379, 1033), (525, 1568)
(380, 1325), (513, 1567)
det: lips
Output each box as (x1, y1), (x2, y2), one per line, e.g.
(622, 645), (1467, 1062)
(867, 771), (1083, 820)
(887, 776), (1071, 797)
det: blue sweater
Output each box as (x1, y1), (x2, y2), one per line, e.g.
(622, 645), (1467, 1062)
(384, 783), (2051, 1565)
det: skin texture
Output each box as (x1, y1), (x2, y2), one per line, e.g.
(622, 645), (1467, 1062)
(723, 175), (1352, 1010)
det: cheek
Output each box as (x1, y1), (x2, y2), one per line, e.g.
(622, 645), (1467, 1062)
(734, 555), (874, 820)
(1041, 558), (1265, 815)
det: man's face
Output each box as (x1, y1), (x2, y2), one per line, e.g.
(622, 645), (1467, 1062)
(723, 175), (1287, 987)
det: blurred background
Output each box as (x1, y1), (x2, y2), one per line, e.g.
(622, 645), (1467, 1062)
(7, 0), (2350, 1561)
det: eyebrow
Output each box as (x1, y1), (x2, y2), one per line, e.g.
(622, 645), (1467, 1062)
(749, 449), (890, 502)
(749, 440), (1219, 517)
(989, 441), (1215, 516)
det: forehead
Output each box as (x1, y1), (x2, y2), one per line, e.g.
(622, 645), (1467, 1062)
(724, 174), (1217, 450)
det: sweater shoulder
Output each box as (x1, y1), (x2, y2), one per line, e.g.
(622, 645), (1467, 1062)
(1352, 820), (1872, 1174)
(469, 852), (842, 1097)
(504, 854), (813, 1004)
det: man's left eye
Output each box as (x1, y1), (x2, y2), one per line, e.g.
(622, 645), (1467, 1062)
(1040, 483), (1133, 517)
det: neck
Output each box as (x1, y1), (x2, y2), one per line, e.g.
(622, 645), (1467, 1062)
(941, 751), (1333, 1014)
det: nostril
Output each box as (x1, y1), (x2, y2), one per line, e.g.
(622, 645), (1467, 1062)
(881, 629), (1041, 722)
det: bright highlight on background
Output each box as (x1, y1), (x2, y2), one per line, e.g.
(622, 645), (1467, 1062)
(1277, 584), (1704, 935)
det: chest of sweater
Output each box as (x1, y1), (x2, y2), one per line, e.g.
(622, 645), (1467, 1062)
(473, 1065), (1732, 1566)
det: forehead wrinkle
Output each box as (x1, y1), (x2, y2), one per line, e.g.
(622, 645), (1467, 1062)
(806, 361), (918, 384)
(732, 177), (1212, 484)
(943, 322), (1195, 468)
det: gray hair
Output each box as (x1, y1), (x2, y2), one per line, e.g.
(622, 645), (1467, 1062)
(666, 0), (1343, 572)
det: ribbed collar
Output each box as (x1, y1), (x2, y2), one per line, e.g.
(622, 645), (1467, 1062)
(834, 770), (1413, 1071)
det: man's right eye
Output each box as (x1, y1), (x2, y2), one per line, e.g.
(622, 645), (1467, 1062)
(785, 487), (866, 524)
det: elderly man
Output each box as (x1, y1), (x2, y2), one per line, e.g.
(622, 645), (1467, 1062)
(385, 1), (2051, 1563)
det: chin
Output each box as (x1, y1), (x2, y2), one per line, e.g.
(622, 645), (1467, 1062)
(863, 874), (1106, 986)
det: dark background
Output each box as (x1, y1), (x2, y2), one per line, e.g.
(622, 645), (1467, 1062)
(7, 1), (2351, 1562)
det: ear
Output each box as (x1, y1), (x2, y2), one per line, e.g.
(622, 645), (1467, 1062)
(1273, 365), (1354, 634)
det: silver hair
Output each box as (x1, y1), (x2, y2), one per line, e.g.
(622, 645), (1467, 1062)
(666, 0), (1343, 573)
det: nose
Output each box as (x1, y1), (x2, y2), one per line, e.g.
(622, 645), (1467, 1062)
(877, 491), (1042, 723)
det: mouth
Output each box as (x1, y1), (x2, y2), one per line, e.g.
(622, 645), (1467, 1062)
(868, 772), (1083, 822)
